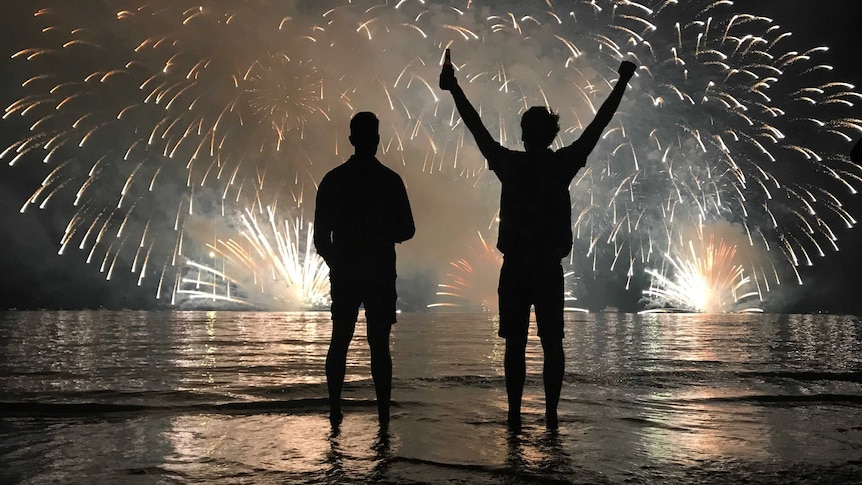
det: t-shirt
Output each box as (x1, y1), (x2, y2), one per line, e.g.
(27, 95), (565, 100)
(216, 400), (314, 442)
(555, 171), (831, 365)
(313, 155), (415, 272)
(484, 142), (589, 260)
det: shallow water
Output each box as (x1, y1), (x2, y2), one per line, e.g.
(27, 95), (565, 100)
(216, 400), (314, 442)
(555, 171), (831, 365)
(1, 311), (861, 483)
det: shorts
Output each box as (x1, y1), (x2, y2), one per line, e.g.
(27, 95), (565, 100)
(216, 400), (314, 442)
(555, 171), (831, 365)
(329, 268), (397, 329)
(497, 255), (564, 339)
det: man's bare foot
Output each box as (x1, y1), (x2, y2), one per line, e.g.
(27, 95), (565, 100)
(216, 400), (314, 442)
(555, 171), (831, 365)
(507, 410), (522, 431)
(330, 408), (343, 428)
(545, 410), (558, 430)
(378, 404), (390, 428)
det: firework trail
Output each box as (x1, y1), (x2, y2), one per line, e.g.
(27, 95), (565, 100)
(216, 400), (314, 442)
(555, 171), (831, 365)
(428, 230), (585, 312)
(641, 221), (763, 313)
(3, 1), (860, 311)
(428, 230), (501, 312)
(178, 208), (329, 309)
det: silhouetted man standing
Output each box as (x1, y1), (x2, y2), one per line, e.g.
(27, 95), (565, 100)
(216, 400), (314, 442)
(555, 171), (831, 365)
(440, 51), (635, 429)
(314, 111), (415, 428)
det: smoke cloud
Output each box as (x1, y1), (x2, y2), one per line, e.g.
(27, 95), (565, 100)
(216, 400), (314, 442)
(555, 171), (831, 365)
(2, 0), (861, 313)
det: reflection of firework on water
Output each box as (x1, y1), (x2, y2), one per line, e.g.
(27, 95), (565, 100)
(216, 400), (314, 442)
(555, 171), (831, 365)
(641, 222), (763, 314)
(178, 208), (329, 310)
(3, 1), (861, 309)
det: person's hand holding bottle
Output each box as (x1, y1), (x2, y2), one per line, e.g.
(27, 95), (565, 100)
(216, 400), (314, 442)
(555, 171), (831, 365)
(439, 48), (458, 91)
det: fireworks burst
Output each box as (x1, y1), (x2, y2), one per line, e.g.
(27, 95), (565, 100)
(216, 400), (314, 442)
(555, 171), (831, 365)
(428, 231), (501, 312)
(641, 222), (763, 313)
(178, 208), (329, 310)
(3, 1), (860, 311)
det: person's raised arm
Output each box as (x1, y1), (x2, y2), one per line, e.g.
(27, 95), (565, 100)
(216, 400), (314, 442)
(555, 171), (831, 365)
(439, 49), (501, 161)
(576, 60), (636, 153)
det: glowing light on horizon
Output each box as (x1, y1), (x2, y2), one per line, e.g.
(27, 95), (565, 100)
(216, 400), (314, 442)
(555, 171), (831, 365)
(178, 208), (330, 310)
(642, 231), (763, 313)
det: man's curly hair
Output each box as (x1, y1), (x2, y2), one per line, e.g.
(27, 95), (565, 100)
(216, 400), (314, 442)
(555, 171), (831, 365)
(520, 106), (560, 150)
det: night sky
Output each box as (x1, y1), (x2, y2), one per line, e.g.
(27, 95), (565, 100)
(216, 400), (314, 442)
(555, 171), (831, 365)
(1, 1), (861, 312)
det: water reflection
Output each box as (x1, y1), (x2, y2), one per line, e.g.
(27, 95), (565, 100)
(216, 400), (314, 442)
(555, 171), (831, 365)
(561, 312), (862, 479)
(163, 412), (394, 483)
(326, 424), (392, 482)
(168, 311), (335, 393)
(626, 314), (767, 466)
(0, 311), (182, 395)
(163, 413), (332, 478)
(0, 311), (860, 483)
(505, 429), (573, 478)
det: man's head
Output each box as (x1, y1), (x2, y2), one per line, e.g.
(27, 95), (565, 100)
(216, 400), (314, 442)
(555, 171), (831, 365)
(349, 111), (380, 155)
(520, 106), (560, 151)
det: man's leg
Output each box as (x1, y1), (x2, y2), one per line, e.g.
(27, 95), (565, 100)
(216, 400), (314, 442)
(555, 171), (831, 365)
(504, 335), (528, 429)
(498, 256), (531, 429)
(540, 336), (564, 429)
(366, 321), (392, 427)
(536, 261), (565, 429)
(326, 319), (356, 426)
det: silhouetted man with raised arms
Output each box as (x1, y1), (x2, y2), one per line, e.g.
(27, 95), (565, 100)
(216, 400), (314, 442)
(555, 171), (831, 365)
(440, 50), (636, 429)
(314, 111), (415, 428)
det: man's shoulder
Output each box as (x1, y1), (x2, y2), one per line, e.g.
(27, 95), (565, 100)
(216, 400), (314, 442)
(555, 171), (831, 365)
(555, 138), (590, 158)
(366, 158), (405, 184)
(488, 146), (524, 170)
(323, 157), (403, 184)
(318, 169), (336, 189)
(321, 159), (355, 181)
(492, 145), (522, 160)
